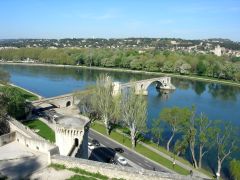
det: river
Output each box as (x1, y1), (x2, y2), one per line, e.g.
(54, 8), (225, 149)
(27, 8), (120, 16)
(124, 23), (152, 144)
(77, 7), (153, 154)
(1, 63), (240, 176)
(1, 64), (240, 127)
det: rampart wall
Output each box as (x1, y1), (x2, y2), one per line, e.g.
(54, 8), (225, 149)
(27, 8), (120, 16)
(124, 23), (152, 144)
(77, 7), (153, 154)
(51, 155), (201, 180)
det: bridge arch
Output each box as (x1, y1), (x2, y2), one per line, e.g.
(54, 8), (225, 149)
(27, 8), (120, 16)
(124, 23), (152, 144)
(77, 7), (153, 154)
(144, 80), (164, 90)
(135, 79), (168, 95)
(113, 76), (175, 96)
(66, 101), (71, 107)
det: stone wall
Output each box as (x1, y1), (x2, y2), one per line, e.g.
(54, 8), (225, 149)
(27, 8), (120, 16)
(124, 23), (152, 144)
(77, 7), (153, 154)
(15, 131), (59, 163)
(7, 118), (60, 163)
(0, 132), (16, 146)
(51, 95), (74, 108)
(9, 119), (44, 140)
(15, 131), (54, 153)
(32, 94), (74, 108)
(55, 126), (84, 156)
(51, 155), (201, 180)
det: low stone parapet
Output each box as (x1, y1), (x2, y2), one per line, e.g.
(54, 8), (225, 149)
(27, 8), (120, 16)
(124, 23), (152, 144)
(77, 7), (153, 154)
(51, 155), (202, 180)
(9, 118), (44, 140)
(0, 132), (16, 146)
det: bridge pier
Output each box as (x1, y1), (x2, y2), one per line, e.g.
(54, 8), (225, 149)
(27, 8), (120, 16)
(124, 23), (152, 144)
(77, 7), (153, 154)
(135, 89), (148, 95)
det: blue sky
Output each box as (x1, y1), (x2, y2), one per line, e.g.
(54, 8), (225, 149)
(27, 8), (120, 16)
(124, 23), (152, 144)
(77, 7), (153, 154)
(1, 0), (240, 40)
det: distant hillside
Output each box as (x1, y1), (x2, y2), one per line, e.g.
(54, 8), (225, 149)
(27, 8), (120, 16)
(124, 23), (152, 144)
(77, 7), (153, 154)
(0, 38), (240, 57)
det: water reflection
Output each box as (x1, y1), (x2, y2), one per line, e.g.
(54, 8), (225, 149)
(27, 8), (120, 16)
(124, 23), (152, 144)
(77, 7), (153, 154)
(208, 83), (239, 101)
(192, 81), (206, 96)
(157, 89), (173, 101)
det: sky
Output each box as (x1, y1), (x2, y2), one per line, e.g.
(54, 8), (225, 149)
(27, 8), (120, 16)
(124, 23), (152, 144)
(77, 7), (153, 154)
(0, 0), (240, 41)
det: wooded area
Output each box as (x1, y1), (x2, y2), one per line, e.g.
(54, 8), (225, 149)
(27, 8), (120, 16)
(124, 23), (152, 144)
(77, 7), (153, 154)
(1, 48), (240, 82)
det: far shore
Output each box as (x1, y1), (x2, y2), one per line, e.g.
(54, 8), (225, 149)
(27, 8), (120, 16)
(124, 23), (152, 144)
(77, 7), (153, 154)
(1, 62), (240, 88)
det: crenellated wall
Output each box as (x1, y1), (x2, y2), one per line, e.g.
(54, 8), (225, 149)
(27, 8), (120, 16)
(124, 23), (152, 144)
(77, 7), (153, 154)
(55, 126), (84, 156)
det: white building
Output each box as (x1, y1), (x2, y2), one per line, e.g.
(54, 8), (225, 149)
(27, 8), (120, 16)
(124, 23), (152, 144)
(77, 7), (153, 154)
(213, 45), (222, 56)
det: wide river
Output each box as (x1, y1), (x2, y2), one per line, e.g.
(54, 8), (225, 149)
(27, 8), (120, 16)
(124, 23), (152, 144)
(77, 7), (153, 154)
(1, 64), (240, 127)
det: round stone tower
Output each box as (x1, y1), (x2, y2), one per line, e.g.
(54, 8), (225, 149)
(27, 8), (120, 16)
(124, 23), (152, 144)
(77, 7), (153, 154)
(55, 115), (90, 159)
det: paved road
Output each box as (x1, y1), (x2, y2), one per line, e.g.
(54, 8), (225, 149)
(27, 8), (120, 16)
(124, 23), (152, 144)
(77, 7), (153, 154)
(89, 129), (169, 172)
(87, 137), (134, 168)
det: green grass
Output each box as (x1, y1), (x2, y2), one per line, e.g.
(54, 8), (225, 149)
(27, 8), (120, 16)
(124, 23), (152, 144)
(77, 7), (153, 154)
(148, 141), (214, 178)
(0, 85), (39, 101)
(50, 163), (125, 180)
(91, 123), (189, 175)
(12, 86), (39, 101)
(67, 174), (97, 180)
(69, 167), (108, 180)
(49, 163), (66, 171)
(23, 119), (55, 142)
(143, 140), (193, 166)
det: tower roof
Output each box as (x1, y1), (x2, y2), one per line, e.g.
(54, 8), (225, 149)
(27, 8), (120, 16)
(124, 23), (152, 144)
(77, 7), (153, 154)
(55, 115), (89, 129)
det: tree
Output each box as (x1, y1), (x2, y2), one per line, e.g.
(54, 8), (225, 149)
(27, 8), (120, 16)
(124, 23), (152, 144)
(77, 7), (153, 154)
(213, 122), (238, 179)
(92, 74), (120, 135)
(196, 60), (207, 76)
(130, 59), (145, 70)
(121, 87), (147, 149)
(77, 94), (94, 117)
(195, 113), (212, 168)
(2, 86), (26, 119)
(174, 138), (188, 157)
(0, 70), (10, 84)
(230, 159), (240, 180)
(185, 107), (198, 168)
(151, 118), (163, 146)
(0, 93), (10, 135)
(161, 60), (174, 73)
(145, 60), (161, 72)
(160, 107), (191, 151)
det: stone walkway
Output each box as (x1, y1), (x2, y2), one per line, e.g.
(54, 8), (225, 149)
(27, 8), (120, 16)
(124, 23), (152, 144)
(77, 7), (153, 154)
(0, 142), (48, 179)
(30, 167), (74, 180)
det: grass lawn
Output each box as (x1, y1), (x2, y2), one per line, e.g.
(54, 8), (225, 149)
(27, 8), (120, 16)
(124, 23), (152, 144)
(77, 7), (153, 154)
(23, 119), (55, 142)
(12, 86), (39, 101)
(0, 85), (38, 101)
(91, 123), (189, 175)
(49, 163), (124, 180)
(143, 140), (214, 178)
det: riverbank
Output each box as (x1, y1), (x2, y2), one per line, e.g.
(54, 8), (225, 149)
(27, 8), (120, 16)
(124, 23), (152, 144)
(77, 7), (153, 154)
(9, 83), (43, 100)
(0, 83), (40, 101)
(1, 62), (240, 87)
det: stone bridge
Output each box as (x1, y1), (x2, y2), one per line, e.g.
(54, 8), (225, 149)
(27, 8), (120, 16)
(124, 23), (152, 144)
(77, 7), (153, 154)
(113, 77), (175, 95)
(31, 93), (75, 108)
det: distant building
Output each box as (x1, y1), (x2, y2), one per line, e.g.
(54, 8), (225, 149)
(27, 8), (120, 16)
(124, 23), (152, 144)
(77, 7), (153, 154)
(170, 41), (178, 45)
(213, 45), (222, 56)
